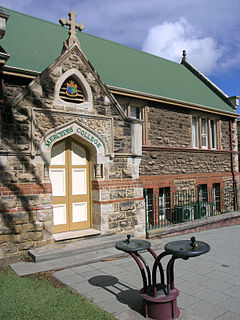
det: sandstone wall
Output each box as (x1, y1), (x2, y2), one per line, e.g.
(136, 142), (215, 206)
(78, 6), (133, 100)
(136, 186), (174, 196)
(140, 102), (232, 176)
(0, 47), (144, 258)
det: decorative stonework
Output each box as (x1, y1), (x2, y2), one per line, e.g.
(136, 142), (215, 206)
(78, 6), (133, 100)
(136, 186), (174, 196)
(53, 68), (93, 111)
(59, 10), (84, 49)
(33, 111), (114, 157)
(39, 121), (106, 165)
(78, 115), (113, 154)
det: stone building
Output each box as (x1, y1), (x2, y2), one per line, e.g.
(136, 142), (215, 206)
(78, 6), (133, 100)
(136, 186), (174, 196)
(0, 7), (238, 258)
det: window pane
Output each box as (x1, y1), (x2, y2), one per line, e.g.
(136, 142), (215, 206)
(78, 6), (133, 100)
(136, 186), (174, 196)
(198, 184), (208, 202)
(202, 136), (207, 147)
(130, 106), (140, 119)
(210, 120), (216, 149)
(192, 117), (198, 148)
(201, 119), (207, 134)
(159, 187), (171, 218)
(201, 119), (208, 148)
(213, 183), (221, 212)
(145, 189), (154, 225)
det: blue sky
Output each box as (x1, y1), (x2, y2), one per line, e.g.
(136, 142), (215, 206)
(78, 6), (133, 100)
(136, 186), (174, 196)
(1, 0), (240, 112)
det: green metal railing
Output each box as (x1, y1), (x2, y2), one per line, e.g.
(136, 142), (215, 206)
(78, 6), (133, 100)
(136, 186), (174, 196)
(144, 186), (239, 231)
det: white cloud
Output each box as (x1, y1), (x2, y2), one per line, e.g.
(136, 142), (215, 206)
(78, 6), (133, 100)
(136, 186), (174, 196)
(142, 18), (222, 75)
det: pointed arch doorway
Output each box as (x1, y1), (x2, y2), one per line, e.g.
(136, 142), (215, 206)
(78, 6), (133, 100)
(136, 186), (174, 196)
(49, 137), (91, 233)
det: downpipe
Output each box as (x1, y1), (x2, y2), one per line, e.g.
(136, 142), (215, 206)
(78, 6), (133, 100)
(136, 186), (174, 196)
(229, 119), (237, 211)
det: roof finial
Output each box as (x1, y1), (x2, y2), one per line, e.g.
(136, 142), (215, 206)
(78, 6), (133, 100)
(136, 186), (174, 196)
(59, 10), (85, 49)
(182, 50), (187, 59)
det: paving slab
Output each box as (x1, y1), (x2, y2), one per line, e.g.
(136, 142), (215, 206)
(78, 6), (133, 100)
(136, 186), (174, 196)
(10, 224), (240, 319)
(54, 225), (240, 319)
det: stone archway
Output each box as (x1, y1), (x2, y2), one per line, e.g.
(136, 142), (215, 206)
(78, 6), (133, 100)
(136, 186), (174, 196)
(39, 121), (109, 235)
(40, 121), (107, 166)
(50, 136), (91, 233)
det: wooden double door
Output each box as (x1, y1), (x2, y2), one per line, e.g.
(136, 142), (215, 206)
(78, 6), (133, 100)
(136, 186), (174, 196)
(50, 137), (90, 233)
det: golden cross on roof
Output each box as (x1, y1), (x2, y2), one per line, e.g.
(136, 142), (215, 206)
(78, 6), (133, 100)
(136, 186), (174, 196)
(59, 10), (85, 48)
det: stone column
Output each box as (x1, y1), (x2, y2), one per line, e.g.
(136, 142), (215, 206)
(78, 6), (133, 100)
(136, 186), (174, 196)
(95, 164), (102, 178)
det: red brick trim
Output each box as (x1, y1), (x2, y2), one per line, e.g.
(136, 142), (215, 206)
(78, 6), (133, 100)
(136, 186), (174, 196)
(0, 183), (52, 196)
(93, 197), (144, 204)
(140, 172), (232, 190)
(1, 205), (52, 213)
(92, 179), (143, 190)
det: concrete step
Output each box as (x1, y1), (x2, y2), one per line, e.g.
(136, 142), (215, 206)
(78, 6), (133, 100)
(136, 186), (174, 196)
(11, 235), (171, 276)
(11, 246), (128, 276)
(53, 229), (101, 242)
(28, 233), (129, 262)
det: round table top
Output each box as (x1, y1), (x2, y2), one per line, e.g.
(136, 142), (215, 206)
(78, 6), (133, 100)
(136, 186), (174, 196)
(164, 239), (210, 258)
(115, 239), (151, 253)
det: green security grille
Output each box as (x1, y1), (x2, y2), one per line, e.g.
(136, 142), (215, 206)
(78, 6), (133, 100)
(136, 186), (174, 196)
(144, 185), (238, 232)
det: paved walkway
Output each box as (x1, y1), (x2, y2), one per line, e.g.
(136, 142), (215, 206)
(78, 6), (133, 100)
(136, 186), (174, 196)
(52, 225), (240, 320)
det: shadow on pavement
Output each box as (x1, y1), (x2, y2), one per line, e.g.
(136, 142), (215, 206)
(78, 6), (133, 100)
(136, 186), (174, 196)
(88, 275), (145, 316)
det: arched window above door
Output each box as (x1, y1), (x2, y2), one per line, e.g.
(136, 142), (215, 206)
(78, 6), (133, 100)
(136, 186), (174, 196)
(59, 76), (86, 104)
(54, 68), (93, 110)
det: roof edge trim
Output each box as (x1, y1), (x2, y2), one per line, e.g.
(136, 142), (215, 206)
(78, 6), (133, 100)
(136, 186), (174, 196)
(109, 86), (239, 118)
(181, 58), (235, 109)
(3, 65), (40, 77)
(0, 52), (10, 64)
(3, 65), (238, 118)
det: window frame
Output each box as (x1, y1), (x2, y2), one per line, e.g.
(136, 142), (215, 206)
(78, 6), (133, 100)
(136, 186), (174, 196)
(210, 120), (217, 149)
(212, 183), (221, 213)
(192, 117), (199, 148)
(192, 116), (219, 150)
(158, 187), (171, 219)
(201, 118), (208, 149)
(198, 184), (208, 202)
(117, 101), (142, 119)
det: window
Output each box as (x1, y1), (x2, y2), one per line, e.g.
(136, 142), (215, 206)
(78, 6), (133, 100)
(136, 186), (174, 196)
(198, 184), (208, 202)
(212, 183), (221, 212)
(192, 117), (199, 148)
(192, 116), (219, 149)
(117, 101), (141, 119)
(159, 187), (171, 219)
(130, 106), (141, 119)
(144, 188), (171, 227)
(210, 120), (217, 149)
(201, 119), (208, 148)
(59, 77), (85, 104)
(145, 189), (154, 225)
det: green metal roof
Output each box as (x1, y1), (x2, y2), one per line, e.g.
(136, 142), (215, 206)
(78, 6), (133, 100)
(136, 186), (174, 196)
(0, 6), (236, 115)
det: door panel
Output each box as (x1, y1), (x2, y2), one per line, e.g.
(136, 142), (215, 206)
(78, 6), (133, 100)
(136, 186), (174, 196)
(72, 142), (86, 165)
(72, 168), (86, 195)
(50, 137), (90, 233)
(53, 204), (67, 225)
(50, 169), (66, 196)
(72, 202), (87, 223)
(51, 142), (65, 165)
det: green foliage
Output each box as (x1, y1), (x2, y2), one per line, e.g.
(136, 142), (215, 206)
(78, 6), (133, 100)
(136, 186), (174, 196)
(0, 268), (115, 320)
